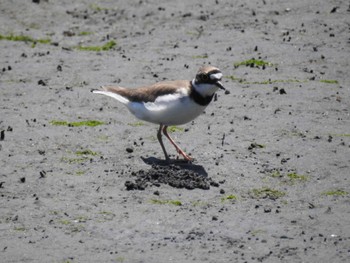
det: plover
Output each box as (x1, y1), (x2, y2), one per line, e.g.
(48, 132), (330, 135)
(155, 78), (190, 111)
(92, 65), (225, 162)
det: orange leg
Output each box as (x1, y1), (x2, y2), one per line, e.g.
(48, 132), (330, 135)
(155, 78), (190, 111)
(162, 125), (193, 162)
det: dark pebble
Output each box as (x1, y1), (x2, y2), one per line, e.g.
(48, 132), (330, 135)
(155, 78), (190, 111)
(279, 88), (287, 94)
(209, 181), (219, 187)
(0, 130), (4, 141)
(40, 170), (46, 178)
(280, 235), (290, 239)
(38, 80), (46, 86)
(330, 7), (338, 13)
(20, 177), (26, 183)
(126, 147), (134, 153)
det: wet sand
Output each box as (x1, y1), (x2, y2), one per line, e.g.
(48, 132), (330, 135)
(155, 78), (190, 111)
(1, 0), (349, 262)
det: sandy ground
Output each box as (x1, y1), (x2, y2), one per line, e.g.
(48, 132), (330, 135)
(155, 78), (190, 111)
(1, 0), (350, 262)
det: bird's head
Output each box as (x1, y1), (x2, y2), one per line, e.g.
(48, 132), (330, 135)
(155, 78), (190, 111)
(192, 66), (225, 97)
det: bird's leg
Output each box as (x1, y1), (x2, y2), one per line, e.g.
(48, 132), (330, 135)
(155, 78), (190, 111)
(157, 124), (170, 161)
(162, 125), (193, 162)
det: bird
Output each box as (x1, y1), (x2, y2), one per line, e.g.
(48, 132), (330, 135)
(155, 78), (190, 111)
(91, 65), (225, 162)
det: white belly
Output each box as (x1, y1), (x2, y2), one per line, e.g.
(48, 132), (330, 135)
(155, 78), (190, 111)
(127, 95), (207, 126)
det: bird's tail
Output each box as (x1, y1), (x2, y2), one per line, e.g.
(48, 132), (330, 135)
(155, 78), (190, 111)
(91, 86), (129, 104)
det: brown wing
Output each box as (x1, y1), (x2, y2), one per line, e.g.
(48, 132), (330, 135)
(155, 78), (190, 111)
(101, 80), (191, 103)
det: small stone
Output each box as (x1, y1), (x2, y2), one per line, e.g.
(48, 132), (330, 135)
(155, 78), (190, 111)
(38, 80), (46, 86)
(20, 177), (26, 183)
(40, 170), (46, 178)
(0, 130), (4, 141)
(279, 88), (287, 94)
(330, 7), (338, 13)
(126, 147), (134, 153)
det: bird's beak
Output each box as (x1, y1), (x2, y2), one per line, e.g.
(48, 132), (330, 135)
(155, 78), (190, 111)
(216, 81), (225, 90)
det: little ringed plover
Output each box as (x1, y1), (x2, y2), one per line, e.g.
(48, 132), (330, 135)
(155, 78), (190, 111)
(92, 65), (225, 162)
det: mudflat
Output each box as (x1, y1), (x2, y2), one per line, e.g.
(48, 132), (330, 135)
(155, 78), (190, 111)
(1, 0), (349, 262)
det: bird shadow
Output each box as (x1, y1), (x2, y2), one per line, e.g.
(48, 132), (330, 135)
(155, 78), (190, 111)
(141, 156), (208, 178)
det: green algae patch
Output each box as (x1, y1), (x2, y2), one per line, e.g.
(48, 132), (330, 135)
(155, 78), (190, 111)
(234, 58), (272, 68)
(330, 134), (350, 137)
(287, 172), (308, 182)
(321, 190), (348, 197)
(75, 170), (86, 176)
(221, 194), (237, 202)
(59, 219), (71, 225)
(50, 120), (104, 127)
(168, 126), (184, 133)
(150, 199), (182, 206)
(14, 226), (26, 232)
(77, 40), (116, 51)
(0, 34), (51, 44)
(78, 31), (93, 36)
(192, 55), (209, 59)
(75, 149), (98, 156)
(128, 121), (145, 127)
(89, 3), (108, 12)
(320, 79), (339, 84)
(250, 187), (286, 200)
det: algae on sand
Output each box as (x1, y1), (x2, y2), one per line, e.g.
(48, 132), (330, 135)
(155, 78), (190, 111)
(150, 199), (182, 206)
(0, 34), (51, 44)
(50, 120), (104, 127)
(234, 58), (273, 68)
(321, 190), (348, 196)
(250, 187), (286, 200)
(77, 40), (116, 51)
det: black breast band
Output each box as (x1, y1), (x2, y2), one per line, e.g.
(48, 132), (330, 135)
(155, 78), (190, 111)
(189, 84), (214, 106)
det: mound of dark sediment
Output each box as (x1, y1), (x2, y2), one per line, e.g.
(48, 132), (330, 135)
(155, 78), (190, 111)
(125, 164), (219, 190)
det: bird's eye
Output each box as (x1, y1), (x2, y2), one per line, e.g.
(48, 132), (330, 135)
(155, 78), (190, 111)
(202, 74), (209, 81)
